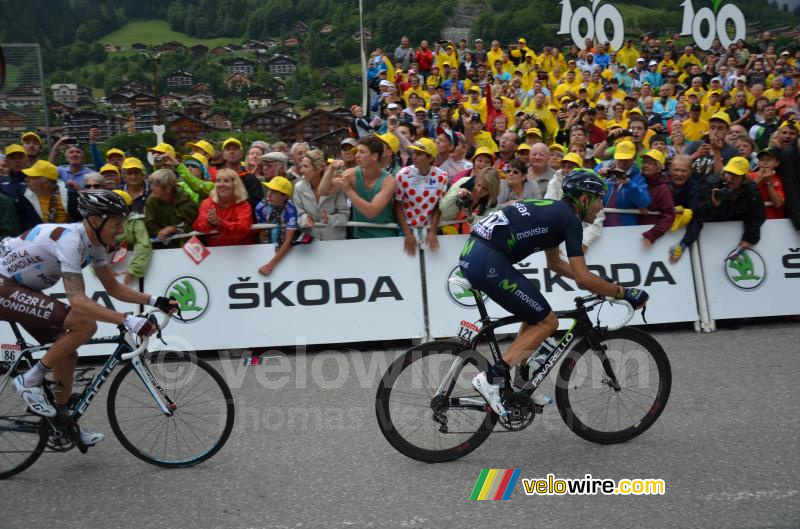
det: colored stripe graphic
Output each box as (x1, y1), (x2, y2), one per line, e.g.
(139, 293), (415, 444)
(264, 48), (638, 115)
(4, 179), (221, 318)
(477, 469), (498, 500)
(500, 469), (521, 500)
(471, 469), (521, 500)
(470, 469), (490, 500)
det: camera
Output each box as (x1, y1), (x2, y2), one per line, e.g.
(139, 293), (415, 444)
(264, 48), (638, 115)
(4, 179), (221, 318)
(457, 194), (473, 209)
(713, 185), (733, 202)
(154, 154), (166, 163)
(607, 169), (627, 180)
(63, 137), (78, 145)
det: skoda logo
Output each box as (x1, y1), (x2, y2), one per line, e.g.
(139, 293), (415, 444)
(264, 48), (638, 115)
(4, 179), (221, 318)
(447, 266), (486, 307)
(165, 276), (210, 322)
(724, 249), (766, 291)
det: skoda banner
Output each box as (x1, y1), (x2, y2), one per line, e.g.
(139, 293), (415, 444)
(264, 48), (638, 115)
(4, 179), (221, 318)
(425, 227), (699, 338)
(141, 238), (424, 350)
(698, 219), (800, 320)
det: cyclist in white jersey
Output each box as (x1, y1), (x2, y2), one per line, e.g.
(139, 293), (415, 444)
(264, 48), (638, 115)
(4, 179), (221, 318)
(0, 190), (176, 445)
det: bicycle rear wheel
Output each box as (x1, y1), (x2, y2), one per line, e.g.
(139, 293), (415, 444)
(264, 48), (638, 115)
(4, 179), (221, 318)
(376, 340), (497, 463)
(555, 327), (671, 444)
(107, 351), (234, 468)
(0, 358), (47, 479)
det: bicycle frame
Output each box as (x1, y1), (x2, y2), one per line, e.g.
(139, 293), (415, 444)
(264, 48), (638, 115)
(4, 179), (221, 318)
(3, 322), (174, 421)
(459, 290), (615, 394)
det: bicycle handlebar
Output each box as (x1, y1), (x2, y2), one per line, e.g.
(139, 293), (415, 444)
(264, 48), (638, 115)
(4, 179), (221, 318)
(121, 310), (172, 361)
(577, 294), (636, 331)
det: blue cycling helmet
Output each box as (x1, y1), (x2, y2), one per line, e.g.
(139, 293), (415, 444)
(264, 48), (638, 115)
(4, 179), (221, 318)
(561, 169), (608, 202)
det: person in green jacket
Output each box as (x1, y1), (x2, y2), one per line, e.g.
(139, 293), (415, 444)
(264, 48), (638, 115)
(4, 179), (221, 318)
(144, 169), (199, 249)
(170, 153), (213, 202)
(111, 190), (153, 285)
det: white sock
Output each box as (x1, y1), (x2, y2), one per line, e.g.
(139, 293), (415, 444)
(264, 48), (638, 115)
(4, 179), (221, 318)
(21, 361), (52, 387)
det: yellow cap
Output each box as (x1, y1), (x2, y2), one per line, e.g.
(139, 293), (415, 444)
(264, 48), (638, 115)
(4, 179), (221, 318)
(147, 143), (176, 157)
(20, 131), (42, 144)
(722, 156), (751, 176)
(548, 143), (567, 154)
(642, 149), (665, 167)
(709, 111), (732, 126)
(614, 140), (637, 160)
(516, 143), (531, 152)
(106, 148), (125, 158)
(22, 160), (58, 181)
(186, 139), (215, 157)
(222, 137), (243, 150)
(469, 85), (481, 93)
(779, 120), (800, 132)
(414, 107), (427, 114)
(471, 146), (496, 162)
(4, 144), (26, 156)
(376, 132), (400, 154)
(113, 190), (133, 207)
(121, 157), (144, 171)
(100, 163), (120, 175)
(627, 108), (643, 115)
(525, 127), (542, 138)
(561, 152), (584, 168)
(408, 137), (438, 158)
(183, 152), (208, 167)
(263, 176), (293, 196)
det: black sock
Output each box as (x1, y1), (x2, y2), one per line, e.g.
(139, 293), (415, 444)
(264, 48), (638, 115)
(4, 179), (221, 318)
(487, 361), (510, 385)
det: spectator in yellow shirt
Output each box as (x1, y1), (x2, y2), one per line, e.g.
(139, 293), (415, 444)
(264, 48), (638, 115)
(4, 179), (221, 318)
(684, 77), (706, 100)
(553, 70), (581, 102)
(510, 38), (535, 63)
(617, 38), (640, 69)
(676, 45), (702, 72)
(763, 77), (785, 102)
(606, 102), (629, 130)
(486, 41), (504, 71)
(681, 103), (709, 141)
(463, 85), (488, 123)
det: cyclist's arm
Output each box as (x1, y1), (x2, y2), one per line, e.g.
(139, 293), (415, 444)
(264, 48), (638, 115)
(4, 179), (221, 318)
(62, 272), (128, 325)
(94, 265), (151, 306)
(566, 255), (624, 298)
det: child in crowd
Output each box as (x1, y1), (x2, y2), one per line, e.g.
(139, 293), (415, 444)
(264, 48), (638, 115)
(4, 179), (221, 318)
(256, 176), (298, 276)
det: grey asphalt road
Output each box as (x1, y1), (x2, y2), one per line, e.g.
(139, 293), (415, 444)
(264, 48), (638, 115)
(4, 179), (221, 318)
(4, 322), (799, 529)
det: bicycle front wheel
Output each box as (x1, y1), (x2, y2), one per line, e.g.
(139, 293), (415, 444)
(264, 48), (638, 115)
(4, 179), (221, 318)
(0, 360), (47, 479)
(555, 327), (671, 444)
(107, 351), (235, 468)
(376, 340), (496, 463)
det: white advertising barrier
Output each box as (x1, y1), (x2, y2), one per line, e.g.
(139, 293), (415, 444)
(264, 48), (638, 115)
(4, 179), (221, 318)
(141, 237), (424, 350)
(0, 256), (139, 358)
(425, 227), (698, 338)
(698, 219), (800, 320)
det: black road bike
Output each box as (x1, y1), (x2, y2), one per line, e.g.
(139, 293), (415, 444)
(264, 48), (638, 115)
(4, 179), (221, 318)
(0, 310), (235, 478)
(376, 276), (671, 463)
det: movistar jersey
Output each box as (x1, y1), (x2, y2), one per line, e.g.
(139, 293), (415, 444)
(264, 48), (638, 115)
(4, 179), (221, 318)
(471, 199), (584, 263)
(0, 223), (108, 291)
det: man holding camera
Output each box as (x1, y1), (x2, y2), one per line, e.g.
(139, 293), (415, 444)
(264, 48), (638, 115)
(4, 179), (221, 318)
(48, 137), (93, 190)
(598, 140), (651, 227)
(684, 111), (739, 183)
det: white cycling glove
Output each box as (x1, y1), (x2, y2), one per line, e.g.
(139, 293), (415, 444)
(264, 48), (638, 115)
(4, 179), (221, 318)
(124, 314), (155, 338)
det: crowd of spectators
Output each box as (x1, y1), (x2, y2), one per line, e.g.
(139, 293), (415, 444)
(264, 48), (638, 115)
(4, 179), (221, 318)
(2, 29), (799, 278)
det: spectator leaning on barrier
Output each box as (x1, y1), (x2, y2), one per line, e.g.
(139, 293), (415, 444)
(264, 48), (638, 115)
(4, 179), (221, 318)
(319, 135), (397, 239)
(750, 147), (785, 219)
(394, 137), (447, 255)
(257, 176), (298, 276)
(638, 149), (676, 247)
(440, 167), (500, 235)
(193, 168), (254, 247)
(599, 140), (652, 226)
(111, 190), (152, 286)
(293, 149), (349, 241)
(144, 168), (199, 249)
(497, 158), (538, 205)
(21, 160), (80, 226)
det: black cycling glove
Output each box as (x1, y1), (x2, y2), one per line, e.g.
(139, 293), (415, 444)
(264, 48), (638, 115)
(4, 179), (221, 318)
(623, 288), (649, 310)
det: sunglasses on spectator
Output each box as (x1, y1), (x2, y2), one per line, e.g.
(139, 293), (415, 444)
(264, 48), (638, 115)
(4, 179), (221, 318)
(84, 184), (104, 189)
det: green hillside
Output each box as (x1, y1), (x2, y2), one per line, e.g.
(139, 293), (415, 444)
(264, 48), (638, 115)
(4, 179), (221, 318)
(99, 20), (239, 48)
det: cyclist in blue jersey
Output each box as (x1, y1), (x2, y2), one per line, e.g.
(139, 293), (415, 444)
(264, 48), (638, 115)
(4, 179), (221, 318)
(460, 169), (649, 417)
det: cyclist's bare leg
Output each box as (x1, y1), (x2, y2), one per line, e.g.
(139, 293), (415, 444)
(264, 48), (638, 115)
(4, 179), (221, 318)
(42, 312), (97, 405)
(502, 312), (558, 366)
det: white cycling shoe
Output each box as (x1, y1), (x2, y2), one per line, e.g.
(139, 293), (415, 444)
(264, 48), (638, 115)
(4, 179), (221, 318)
(79, 427), (105, 446)
(472, 372), (508, 417)
(12, 375), (56, 417)
(532, 393), (553, 407)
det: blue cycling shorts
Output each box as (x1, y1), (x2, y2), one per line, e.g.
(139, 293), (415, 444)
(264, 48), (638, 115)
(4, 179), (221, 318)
(458, 237), (552, 324)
